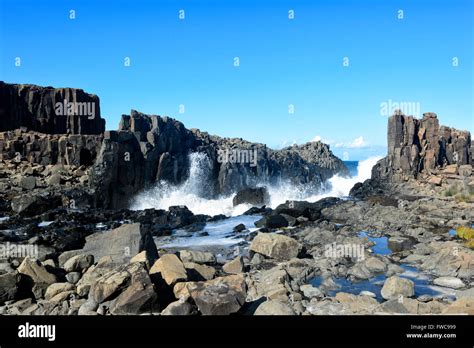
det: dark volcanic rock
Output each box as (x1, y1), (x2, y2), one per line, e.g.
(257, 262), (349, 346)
(11, 193), (62, 216)
(255, 214), (289, 229)
(0, 271), (22, 305)
(91, 110), (348, 209)
(233, 187), (269, 207)
(0, 82), (105, 135)
(89, 130), (146, 209)
(349, 180), (385, 199)
(1, 84), (348, 211)
(0, 130), (102, 166)
(233, 223), (246, 232)
(275, 197), (342, 221)
(119, 110), (196, 184)
(167, 206), (196, 228)
(243, 206), (272, 215)
(373, 112), (471, 182)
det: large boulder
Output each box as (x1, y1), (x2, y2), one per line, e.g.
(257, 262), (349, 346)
(17, 257), (58, 299)
(88, 266), (130, 304)
(335, 292), (380, 314)
(222, 256), (245, 275)
(149, 254), (188, 286)
(254, 214), (289, 229)
(387, 237), (415, 252)
(44, 283), (75, 300)
(183, 262), (216, 281)
(364, 257), (387, 273)
(275, 197), (342, 221)
(89, 262), (156, 315)
(109, 264), (157, 315)
(232, 187), (269, 207)
(254, 300), (296, 315)
(188, 275), (247, 315)
(381, 276), (415, 300)
(81, 223), (158, 266)
(161, 300), (193, 315)
(250, 233), (302, 261)
(63, 254), (94, 273)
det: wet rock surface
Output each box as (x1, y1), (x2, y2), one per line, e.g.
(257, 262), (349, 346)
(1, 177), (473, 315)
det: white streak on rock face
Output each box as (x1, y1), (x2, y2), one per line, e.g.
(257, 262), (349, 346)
(131, 153), (382, 217)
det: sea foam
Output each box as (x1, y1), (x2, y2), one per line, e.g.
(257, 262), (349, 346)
(130, 152), (383, 216)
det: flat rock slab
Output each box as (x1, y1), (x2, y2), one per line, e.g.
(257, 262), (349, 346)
(433, 276), (465, 289)
(250, 233), (302, 261)
(82, 223), (158, 266)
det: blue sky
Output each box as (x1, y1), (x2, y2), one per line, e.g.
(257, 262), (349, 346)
(1, 0), (472, 160)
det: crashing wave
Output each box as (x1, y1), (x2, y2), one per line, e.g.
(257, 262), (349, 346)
(130, 152), (382, 216)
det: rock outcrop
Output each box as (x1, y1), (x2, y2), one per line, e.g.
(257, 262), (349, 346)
(90, 110), (348, 208)
(0, 82), (105, 135)
(233, 187), (269, 207)
(195, 128), (348, 196)
(373, 112), (471, 182)
(0, 129), (102, 166)
(0, 83), (347, 210)
(80, 223), (159, 266)
(88, 110), (200, 208)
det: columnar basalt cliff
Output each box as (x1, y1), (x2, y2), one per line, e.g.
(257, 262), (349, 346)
(0, 82), (105, 135)
(90, 110), (348, 208)
(0, 82), (348, 210)
(0, 130), (102, 167)
(372, 112), (472, 182)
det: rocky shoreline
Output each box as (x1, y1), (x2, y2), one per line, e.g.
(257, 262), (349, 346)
(0, 82), (473, 315)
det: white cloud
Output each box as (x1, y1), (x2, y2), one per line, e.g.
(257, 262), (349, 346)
(347, 136), (368, 148)
(330, 136), (369, 149)
(311, 135), (335, 145)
